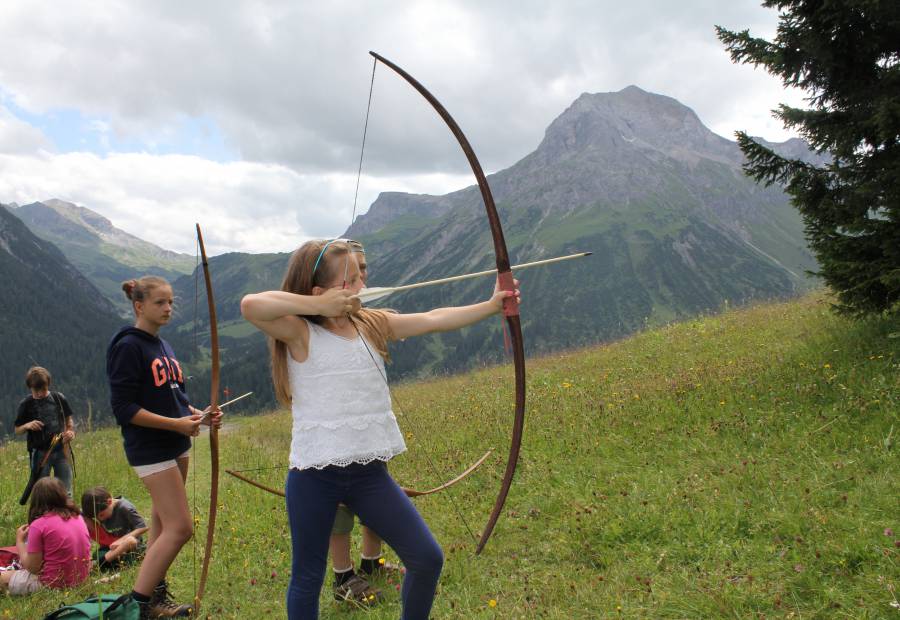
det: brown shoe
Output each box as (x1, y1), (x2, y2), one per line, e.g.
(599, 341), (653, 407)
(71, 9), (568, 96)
(333, 573), (383, 608)
(148, 583), (194, 618)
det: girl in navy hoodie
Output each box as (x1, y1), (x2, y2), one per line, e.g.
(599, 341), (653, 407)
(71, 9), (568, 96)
(106, 276), (221, 619)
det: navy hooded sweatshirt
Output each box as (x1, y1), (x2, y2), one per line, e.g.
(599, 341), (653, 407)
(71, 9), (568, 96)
(106, 326), (192, 466)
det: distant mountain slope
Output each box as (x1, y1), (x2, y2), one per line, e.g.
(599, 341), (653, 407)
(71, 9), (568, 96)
(14, 200), (194, 315)
(0, 206), (123, 434)
(338, 86), (819, 377)
(1, 86), (823, 416)
(167, 87), (821, 392)
(166, 252), (288, 411)
(348, 86), (817, 281)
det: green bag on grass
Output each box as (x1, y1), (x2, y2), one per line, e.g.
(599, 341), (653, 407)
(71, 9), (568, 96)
(42, 593), (139, 620)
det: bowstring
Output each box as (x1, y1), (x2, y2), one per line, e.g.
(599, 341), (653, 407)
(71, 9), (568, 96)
(351, 57), (377, 227)
(348, 59), (478, 544)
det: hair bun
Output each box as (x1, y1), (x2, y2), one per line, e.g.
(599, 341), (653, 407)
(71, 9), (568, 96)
(122, 279), (137, 300)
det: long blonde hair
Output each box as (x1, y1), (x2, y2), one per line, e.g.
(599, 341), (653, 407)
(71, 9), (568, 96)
(270, 239), (392, 405)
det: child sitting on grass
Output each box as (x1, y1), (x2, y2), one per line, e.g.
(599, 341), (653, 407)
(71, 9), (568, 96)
(0, 477), (91, 595)
(82, 486), (148, 571)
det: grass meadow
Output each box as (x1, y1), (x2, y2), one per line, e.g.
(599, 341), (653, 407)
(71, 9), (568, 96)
(1, 293), (898, 619)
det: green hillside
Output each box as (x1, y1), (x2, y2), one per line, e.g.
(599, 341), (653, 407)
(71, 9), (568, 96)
(166, 201), (812, 412)
(338, 86), (822, 383)
(0, 207), (123, 435)
(13, 200), (194, 316)
(1, 293), (897, 619)
(163, 87), (824, 397)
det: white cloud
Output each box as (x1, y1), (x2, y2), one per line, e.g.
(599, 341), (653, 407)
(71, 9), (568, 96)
(0, 1), (800, 171)
(0, 151), (471, 254)
(0, 104), (52, 153)
(0, 1), (809, 252)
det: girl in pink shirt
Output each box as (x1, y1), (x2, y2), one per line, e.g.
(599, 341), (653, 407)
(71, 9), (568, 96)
(0, 477), (91, 595)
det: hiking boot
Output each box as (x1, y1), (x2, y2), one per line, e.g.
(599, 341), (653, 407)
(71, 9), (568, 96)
(148, 582), (194, 618)
(333, 573), (383, 608)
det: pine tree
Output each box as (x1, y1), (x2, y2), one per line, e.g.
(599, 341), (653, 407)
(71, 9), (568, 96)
(716, 1), (900, 315)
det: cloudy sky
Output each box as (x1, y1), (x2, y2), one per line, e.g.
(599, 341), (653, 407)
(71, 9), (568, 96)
(0, 1), (805, 255)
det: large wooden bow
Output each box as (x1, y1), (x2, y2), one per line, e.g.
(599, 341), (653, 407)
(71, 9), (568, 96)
(369, 51), (526, 554)
(194, 224), (220, 610)
(18, 433), (63, 505)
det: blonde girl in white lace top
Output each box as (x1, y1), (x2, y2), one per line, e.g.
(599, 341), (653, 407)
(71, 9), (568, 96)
(240, 239), (518, 620)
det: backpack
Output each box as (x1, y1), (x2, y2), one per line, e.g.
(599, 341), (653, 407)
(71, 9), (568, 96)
(42, 594), (139, 620)
(0, 545), (18, 568)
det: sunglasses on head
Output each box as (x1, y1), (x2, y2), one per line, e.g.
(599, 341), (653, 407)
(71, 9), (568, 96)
(311, 238), (365, 276)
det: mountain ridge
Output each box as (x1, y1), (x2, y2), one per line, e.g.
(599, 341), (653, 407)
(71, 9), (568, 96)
(13, 199), (195, 314)
(2, 85), (822, 412)
(347, 86), (819, 257)
(336, 85), (818, 379)
(0, 206), (122, 433)
(157, 86), (821, 402)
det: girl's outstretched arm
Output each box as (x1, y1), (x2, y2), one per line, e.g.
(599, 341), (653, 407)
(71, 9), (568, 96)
(388, 279), (520, 340)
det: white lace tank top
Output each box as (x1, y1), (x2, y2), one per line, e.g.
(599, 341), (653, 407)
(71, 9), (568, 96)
(287, 319), (406, 470)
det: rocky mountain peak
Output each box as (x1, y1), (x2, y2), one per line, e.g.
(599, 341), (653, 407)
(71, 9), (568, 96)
(347, 191), (453, 237)
(42, 198), (116, 232)
(752, 136), (831, 167)
(534, 85), (739, 166)
(17, 199), (192, 264)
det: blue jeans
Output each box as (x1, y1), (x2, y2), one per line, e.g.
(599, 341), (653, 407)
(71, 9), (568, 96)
(285, 461), (443, 620)
(30, 445), (73, 497)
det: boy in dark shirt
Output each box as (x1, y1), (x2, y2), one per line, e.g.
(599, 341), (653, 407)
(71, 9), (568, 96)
(13, 367), (76, 497)
(81, 487), (147, 571)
